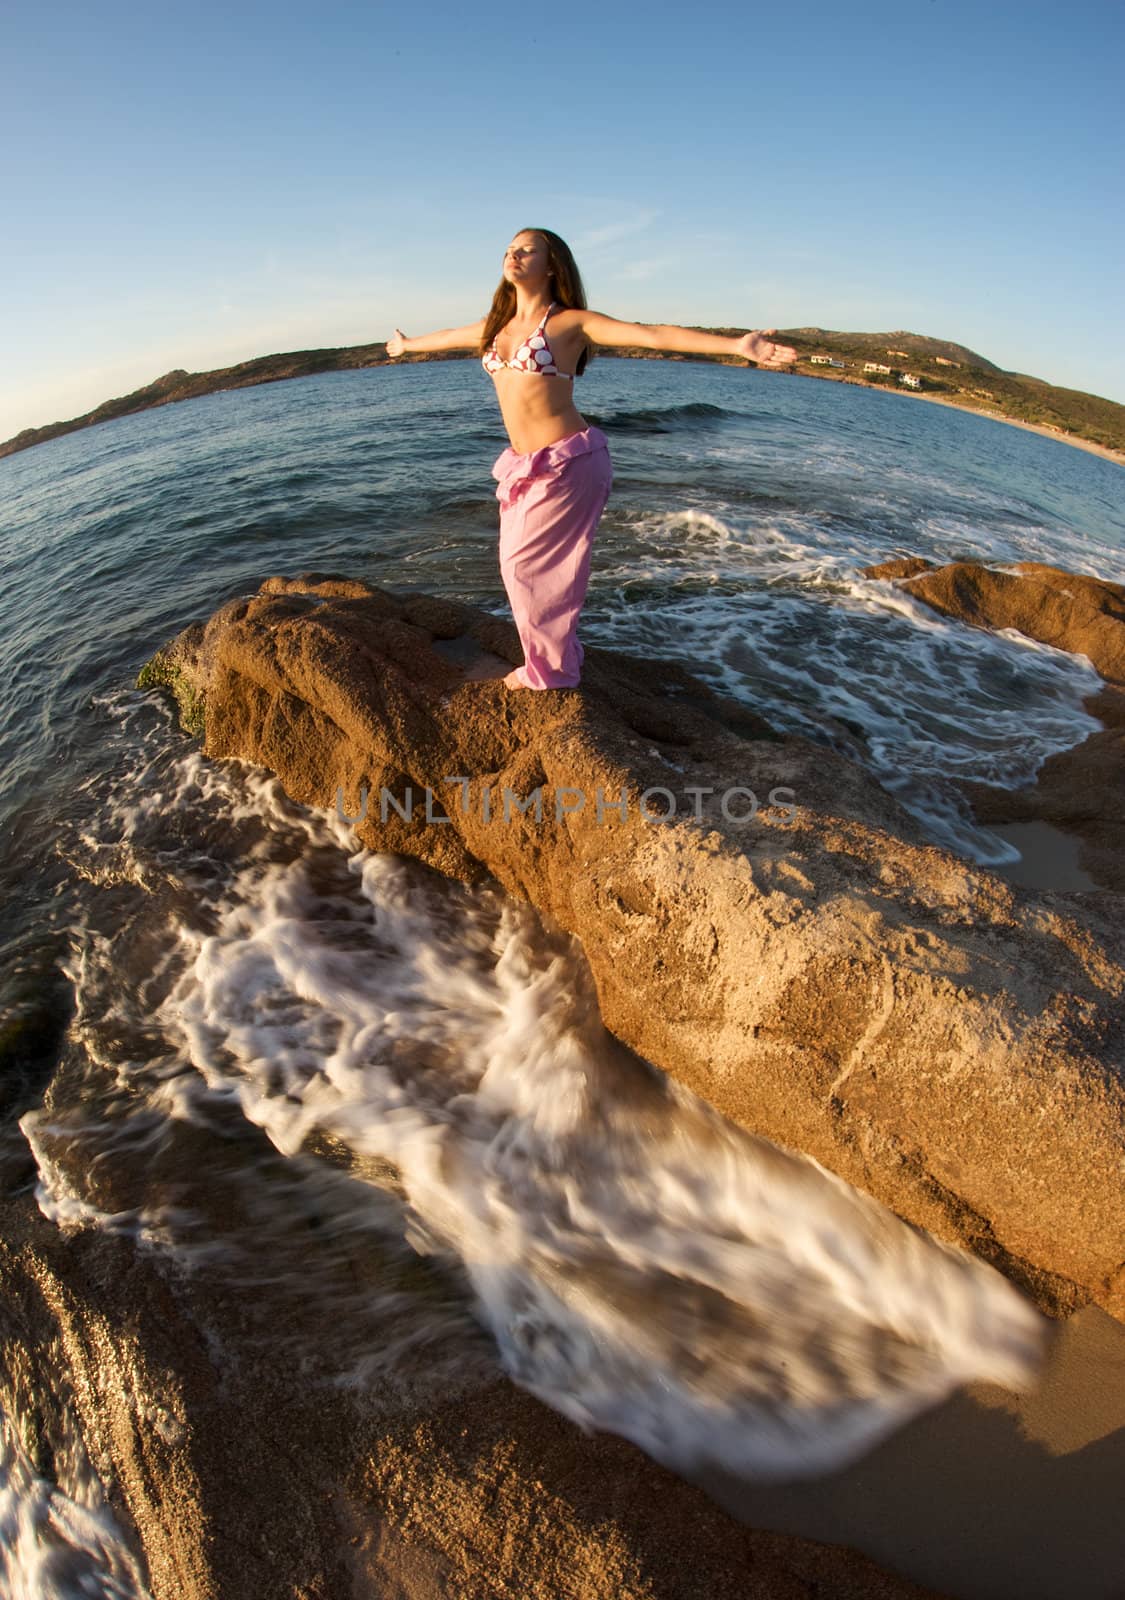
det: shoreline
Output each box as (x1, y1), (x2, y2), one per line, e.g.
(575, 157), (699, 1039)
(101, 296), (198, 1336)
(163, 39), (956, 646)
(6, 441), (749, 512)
(5, 351), (1125, 469)
(607, 356), (1125, 468)
(896, 386), (1125, 467)
(796, 367), (1125, 467)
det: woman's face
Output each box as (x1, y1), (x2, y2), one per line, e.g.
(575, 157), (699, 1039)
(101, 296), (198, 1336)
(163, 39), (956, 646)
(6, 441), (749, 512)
(503, 233), (549, 287)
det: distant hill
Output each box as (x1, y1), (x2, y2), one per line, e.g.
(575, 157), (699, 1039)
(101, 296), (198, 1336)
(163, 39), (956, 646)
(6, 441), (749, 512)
(3, 329), (1123, 460)
(774, 329), (1125, 454)
(787, 328), (1003, 372)
(0, 344), (391, 461)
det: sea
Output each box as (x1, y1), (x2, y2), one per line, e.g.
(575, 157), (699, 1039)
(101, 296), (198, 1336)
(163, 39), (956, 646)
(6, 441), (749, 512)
(1, 356), (1122, 1596)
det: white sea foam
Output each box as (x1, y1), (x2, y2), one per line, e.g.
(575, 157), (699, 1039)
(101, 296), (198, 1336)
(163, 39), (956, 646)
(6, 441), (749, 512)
(0, 1410), (151, 1600)
(589, 503), (1104, 861)
(28, 750), (1048, 1484)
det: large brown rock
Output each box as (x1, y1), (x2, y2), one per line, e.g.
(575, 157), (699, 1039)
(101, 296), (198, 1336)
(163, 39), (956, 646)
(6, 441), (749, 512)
(140, 572), (1125, 1325)
(864, 558), (1125, 686)
(865, 558), (1125, 891)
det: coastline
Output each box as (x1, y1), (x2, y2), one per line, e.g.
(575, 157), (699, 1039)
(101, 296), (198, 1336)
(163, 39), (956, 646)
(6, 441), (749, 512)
(787, 366), (1125, 468)
(4, 348), (1124, 468)
(895, 386), (1125, 468)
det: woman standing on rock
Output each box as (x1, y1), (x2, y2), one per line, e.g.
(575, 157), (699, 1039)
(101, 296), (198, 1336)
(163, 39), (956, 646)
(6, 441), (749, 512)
(386, 228), (795, 691)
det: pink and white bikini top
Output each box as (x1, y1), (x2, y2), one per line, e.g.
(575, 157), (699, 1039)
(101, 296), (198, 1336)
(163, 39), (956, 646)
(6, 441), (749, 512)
(482, 301), (575, 379)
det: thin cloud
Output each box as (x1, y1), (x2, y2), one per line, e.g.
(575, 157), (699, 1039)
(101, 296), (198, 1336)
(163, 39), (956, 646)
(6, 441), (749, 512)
(576, 211), (662, 252)
(612, 257), (674, 282)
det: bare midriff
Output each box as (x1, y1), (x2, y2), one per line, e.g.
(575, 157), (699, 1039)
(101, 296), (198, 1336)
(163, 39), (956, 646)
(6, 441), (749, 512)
(487, 307), (592, 455)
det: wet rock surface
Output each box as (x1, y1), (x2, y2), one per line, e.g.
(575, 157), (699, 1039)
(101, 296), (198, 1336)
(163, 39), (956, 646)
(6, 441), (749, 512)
(142, 571), (1125, 1324)
(0, 1090), (945, 1600)
(865, 558), (1125, 893)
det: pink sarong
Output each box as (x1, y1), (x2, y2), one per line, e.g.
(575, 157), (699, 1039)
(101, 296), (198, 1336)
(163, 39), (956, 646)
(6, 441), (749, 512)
(491, 425), (613, 689)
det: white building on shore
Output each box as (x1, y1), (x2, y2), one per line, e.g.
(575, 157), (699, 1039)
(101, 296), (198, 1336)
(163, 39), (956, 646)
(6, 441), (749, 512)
(864, 362), (892, 375)
(899, 373), (922, 389)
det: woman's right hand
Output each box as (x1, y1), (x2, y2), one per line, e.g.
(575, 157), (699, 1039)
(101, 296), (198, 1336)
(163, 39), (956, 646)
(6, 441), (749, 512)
(386, 329), (408, 358)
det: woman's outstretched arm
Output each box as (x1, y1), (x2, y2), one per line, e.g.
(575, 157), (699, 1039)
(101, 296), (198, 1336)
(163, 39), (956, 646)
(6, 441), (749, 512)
(386, 318), (487, 358)
(578, 311), (796, 368)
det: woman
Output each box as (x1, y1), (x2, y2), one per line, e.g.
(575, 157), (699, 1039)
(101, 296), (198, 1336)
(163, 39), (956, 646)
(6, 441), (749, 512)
(386, 229), (796, 691)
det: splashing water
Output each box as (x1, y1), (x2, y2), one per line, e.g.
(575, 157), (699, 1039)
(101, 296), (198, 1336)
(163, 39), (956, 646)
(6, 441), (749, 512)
(0, 1410), (151, 1600)
(22, 720), (1048, 1492)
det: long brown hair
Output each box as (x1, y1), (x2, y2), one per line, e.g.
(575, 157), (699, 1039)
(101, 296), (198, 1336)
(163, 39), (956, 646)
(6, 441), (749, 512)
(480, 227), (594, 376)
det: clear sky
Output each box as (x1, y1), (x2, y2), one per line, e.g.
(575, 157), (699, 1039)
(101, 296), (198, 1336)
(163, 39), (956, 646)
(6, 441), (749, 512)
(4, 0), (1123, 440)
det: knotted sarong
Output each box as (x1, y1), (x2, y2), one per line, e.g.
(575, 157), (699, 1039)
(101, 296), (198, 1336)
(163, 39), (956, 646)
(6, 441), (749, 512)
(490, 425), (613, 689)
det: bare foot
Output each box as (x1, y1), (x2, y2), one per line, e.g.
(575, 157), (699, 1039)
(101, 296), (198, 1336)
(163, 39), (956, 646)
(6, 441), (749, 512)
(502, 668), (529, 689)
(460, 654), (514, 682)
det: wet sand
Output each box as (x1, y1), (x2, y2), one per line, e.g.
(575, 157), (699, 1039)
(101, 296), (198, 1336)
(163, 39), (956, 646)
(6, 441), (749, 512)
(700, 1304), (1125, 1600)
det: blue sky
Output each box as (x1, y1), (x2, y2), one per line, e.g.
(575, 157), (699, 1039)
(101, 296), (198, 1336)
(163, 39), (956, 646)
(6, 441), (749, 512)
(4, 0), (1123, 439)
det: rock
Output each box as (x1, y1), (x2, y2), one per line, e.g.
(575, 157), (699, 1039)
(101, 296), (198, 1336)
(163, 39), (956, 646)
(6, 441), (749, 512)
(865, 557), (937, 582)
(864, 559), (1125, 686)
(138, 573), (1125, 1325)
(865, 558), (1125, 891)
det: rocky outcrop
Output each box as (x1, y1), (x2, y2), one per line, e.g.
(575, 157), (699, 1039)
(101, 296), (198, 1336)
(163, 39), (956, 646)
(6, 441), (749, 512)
(139, 572), (1125, 1325)
(865, 559), (1125, 686)
(865, 559), (1125, 892)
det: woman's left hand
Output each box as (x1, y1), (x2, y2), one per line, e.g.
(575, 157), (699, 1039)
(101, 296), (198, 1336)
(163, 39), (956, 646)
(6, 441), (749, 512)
(735, 329), (797, 368)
